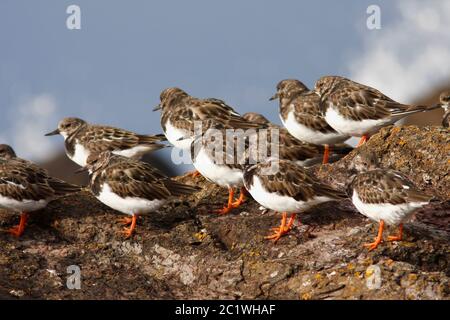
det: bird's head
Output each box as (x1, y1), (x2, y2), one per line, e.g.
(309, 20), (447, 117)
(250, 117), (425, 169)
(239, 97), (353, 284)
(350, 150), (380, 173)
(0, 144), (17, 160)
(242, 112), (271, 126)
(45, 117), (87, 138)
(154, 87), (189, 111)
(270, 79), (309, 104)
(439, 90), (450, 111)
(314, 76), (345, 99)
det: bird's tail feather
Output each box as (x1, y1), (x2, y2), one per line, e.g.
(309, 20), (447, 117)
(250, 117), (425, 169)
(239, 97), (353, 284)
(48, 179), (83, 196)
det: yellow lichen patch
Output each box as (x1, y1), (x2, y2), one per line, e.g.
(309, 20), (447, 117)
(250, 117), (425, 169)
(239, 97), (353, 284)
(391, 127), (401, 135)
(398, 241), (416, 248)
(365, 268), (374, 278)
(408, 273), (418, 283)
(314, 273), (323, 281)
(193, 231), (208, 242)
(347, 263), (355, 270)
(248, 250), (261, 257)
(300, 292), (312, 300)
(385, 259), (394, 266)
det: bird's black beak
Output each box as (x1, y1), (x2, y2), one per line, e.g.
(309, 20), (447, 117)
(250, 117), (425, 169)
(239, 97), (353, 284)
(153, 104), (162, 111)
(45, 129), (60, 136)
(75, 167), (89, 174)
(269, 93), (279, 101)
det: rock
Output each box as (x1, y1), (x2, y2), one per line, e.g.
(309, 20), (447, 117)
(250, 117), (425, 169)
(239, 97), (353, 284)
(0, 125), (449, 299)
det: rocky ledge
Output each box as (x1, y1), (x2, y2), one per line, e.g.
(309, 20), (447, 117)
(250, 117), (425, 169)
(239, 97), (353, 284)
(0, 125), (449, 300)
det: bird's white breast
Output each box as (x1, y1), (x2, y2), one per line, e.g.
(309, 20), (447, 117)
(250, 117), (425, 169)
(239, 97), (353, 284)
(247, 176), (334, 213)
(282, 110), (348, 145)
(193, 147), (243, 187)
(67, 141), (90, 167)
(351, 190), (428, 225)
(97, 183), (166, 215)
(165, 119), (193, 150)
(325, 106), (394, 137)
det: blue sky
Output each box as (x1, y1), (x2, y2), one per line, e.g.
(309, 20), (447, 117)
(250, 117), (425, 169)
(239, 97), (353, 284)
(1, 0), (449, 169)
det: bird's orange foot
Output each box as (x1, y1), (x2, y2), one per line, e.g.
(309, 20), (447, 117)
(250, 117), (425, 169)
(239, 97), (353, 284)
(231, 187), (247, 208)
(265, 226), (291, 243)
(213, 206), (233, 215)
(357, 135), (368, 147)
(387, 224), (403, 242)
(119, 215), (137, 239)
(213, 187), (237, 215)
(121, 227), (135, 239)
(363, 239), (382, 251)
(7, 213), (28, 238)
(364, 220), (385, 251)
(7, 225), (25, 238)
(231, 198), (245, 208)
(189, 170), (201, 178)
(265, 213), (296, 243)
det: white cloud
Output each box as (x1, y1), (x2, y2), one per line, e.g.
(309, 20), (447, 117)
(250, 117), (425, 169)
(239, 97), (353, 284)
(2, 94), (61, 162)
(349, 0), (450, 102)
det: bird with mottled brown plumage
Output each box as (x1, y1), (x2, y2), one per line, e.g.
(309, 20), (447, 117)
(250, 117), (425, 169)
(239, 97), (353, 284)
(82, 151), (200, 238)
(243, 159), (347, 242)
(270, 79), (349, 164)
(346, 151), (433, 251)
(0, 144), (81, 237)
(46, 117), (167, 167)
(314, 75), (440, 146)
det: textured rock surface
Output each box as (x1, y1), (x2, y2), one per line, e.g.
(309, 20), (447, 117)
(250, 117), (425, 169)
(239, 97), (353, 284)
(0, 125), (449, 300)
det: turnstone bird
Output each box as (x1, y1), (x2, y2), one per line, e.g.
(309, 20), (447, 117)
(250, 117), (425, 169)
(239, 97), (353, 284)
(154, 87), (260, 150)
(270, 79), (350, 164)
(82, 151), (200, 238)
(347, 151), (433, 251)
(0, 144), (16, 160)
(242, 112), (353, 166)
(243, 159), (347, 242)
(0, 144), (81, 237)
(314, 76), (439, 146)
(46, 117), (167, 167)
(190, 127), (257, 214)
(436, 90), (450, 128)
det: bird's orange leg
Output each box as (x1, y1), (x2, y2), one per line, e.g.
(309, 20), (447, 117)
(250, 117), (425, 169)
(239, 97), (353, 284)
(364, 220), (384, 251)
(117, 216), (134, 225)
(265, 213), (297, 243)
(387, 223), (403, 242)
(231, 187), (247, 208)
(322, 144), (330, 164)
(214, 187), (235, 215)
(190, 170), (201, 178)
(357, 135), (368, 147)
(121, 214), (138, 239)
(8, 212), (29, 237)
